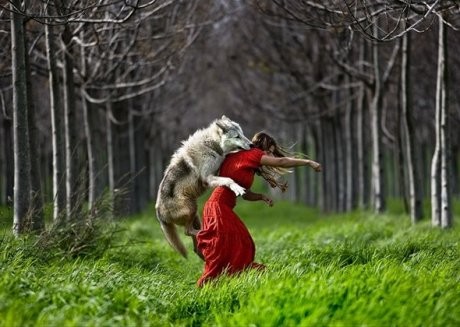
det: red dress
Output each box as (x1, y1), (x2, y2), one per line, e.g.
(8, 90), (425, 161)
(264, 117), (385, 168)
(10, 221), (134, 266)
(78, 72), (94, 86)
(197, 148), (265, 287)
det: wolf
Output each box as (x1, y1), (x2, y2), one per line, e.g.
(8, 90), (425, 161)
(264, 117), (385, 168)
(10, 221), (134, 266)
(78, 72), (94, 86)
(155, 115), (252, 258)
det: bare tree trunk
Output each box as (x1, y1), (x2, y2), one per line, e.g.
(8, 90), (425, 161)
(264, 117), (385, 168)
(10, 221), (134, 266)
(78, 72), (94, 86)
(401, 31), (423, 223)
(80, 37), (97, 211)
(431, 136), (441, 227)
(45, 17), (66, 222)
(334, 88), (345, 212)
(438, 18), (452, 228)
(431, 17), (447, 227)
(62, 25), (80, 220)
(104, 101), (117, 218)
(370, 26), (385, 214)
(25, 32), (44, 232)
(356, 84), (366, 209)
(344, 76), (354, 211)
(356, 39), (368, 209)
(11, 0), (31, 235)
(106, 102), (115, 195)
(395, 79), (408, 209)
(397, 110), (408, 211)
(82, 95), (95, 208)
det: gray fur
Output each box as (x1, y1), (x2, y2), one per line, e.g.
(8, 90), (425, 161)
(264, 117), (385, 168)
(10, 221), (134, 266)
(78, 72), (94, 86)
(155, 115), (252, 258)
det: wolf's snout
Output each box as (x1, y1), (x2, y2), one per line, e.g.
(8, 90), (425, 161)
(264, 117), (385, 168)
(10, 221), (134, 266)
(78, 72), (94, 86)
(241, 142), (252, 150)
(249, 143), (255, 148)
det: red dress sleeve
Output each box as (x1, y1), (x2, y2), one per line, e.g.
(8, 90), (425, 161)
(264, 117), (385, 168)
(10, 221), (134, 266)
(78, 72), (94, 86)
(244, 148), (264, 168)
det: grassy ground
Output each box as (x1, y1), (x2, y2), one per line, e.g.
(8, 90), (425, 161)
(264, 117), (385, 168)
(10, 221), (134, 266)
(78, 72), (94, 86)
(0, 198), (459, 327)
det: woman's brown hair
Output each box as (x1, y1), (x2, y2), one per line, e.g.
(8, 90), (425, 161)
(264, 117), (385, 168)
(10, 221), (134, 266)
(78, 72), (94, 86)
(252, 131), (308, 191)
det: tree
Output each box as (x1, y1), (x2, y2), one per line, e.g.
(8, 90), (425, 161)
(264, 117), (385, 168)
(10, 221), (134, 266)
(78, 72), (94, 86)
(61, 22), (80, 220)
(431, 14), (452, 228)
(25, 29), (44, 231)
(45, 6), (66, 222)
(10, 0), (31, 235)
(400, 27), (423, 224)
(369, 23), (385, 214)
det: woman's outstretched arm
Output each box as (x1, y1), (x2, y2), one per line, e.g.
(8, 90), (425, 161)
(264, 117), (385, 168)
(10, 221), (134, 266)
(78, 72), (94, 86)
(260, 155), (322, 172)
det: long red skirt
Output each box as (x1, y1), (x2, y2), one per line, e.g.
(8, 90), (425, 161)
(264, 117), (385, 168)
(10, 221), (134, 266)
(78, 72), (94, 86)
(196, 187), (263, 287)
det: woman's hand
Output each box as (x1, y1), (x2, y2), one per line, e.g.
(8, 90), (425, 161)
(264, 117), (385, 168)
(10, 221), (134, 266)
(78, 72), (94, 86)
(308, 160), (322, 172)
(261, 195), (274, 207)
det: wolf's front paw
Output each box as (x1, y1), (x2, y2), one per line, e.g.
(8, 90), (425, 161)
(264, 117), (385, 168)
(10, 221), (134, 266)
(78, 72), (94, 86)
(229, 183), (245, 196)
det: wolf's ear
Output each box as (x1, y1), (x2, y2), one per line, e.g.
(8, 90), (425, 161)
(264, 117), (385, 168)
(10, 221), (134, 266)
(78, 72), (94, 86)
(216, 121), (228, 132)
(221, 115), (229, 121)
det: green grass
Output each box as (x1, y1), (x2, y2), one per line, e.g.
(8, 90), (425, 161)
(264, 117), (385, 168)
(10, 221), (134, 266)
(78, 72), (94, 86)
(0, 199), (459, 327)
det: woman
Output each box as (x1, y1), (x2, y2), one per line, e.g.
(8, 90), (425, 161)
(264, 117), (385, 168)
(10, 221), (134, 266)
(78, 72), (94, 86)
(196, 132), (321, 287)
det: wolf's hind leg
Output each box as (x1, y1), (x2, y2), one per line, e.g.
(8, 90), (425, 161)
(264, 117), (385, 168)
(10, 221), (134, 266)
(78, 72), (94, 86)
(190, 214), (204, 260)
(185, 214), (200, 236)
(180, 203), (199, 237)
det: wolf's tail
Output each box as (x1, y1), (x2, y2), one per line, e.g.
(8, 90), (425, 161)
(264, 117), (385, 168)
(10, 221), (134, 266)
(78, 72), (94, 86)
(156, 210), (188, 258)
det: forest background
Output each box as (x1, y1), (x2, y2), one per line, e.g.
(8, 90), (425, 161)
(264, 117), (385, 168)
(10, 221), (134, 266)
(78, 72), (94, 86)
(1, 1), (460, 241)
